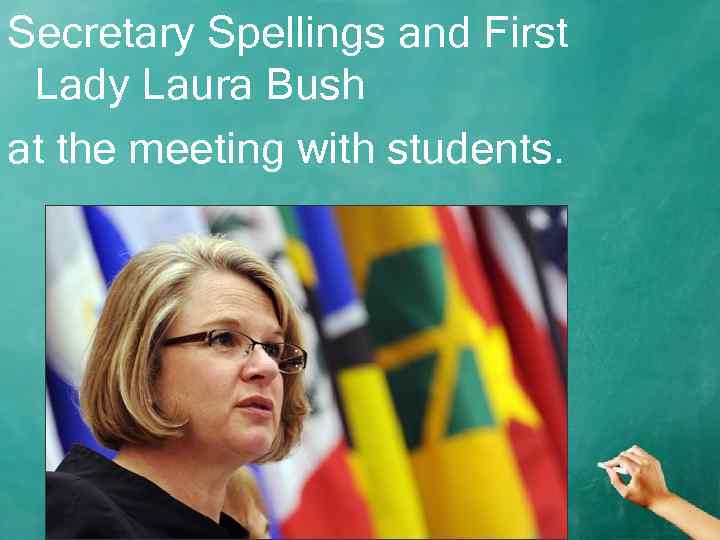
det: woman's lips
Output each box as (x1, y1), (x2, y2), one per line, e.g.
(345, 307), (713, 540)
(237, 405), (273, 419)
(236, 394), (274, 419)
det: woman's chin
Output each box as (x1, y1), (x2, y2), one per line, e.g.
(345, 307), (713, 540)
(228, 430), (274, 461)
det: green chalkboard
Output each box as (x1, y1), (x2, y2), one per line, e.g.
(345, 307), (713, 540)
(1, 1), (719, 538)
(570, 195), (720, 540)
(566, 3), (720, 538)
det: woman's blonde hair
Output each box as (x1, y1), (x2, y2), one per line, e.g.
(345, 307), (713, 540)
(225, 467), (270, 539)
(80, 234), (309, 462)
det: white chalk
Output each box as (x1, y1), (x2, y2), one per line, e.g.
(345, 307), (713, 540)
(597, 462), (629, 475)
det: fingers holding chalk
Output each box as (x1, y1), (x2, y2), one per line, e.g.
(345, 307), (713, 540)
(602, 451), (641, 474)
(600, 446), (672, 508)
(598, 456), (630, 474)
(598, 460), (631, 498)
(618, 455), (641, 475)
(603, 464), (629, 497)
(597, 462), (629, 476)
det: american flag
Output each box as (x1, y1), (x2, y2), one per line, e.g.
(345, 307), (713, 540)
(523, 206), (568, 365)
(527, 206), (567, 274)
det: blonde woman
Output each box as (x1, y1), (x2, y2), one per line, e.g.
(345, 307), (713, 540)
(600, 445), (720, 540)
(47, 236), (309, 539)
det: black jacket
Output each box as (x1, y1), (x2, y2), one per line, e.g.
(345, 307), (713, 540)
(46, 445), (249, 539)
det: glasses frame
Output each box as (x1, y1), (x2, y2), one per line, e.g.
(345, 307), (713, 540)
(162, 329), (307, 375)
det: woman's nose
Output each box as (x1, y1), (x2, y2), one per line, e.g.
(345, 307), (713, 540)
(241, 345), (280, 382)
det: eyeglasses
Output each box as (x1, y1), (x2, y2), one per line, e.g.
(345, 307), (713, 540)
(163, 329), (307, 375)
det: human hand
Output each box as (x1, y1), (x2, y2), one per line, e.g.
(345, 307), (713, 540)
(599, 445), (673, 510)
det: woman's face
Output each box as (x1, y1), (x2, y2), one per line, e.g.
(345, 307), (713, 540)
(156, 270), (285, 463)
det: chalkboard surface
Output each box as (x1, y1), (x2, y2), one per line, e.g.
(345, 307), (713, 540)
(1, 1), (719, 538)
(570, 196), (720, 539)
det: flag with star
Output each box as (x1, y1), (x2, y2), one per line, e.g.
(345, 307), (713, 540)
(469, 206), (567, 480)
(334, 206), (566, 538)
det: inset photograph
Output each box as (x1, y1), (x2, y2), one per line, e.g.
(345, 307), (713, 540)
(46, 205), (567, 539)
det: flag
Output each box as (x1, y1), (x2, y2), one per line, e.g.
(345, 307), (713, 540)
(294, 206), (427, 539)
(84, 206), (209, 286)
(46, 206), (110, 459)
(204, 206), (374, 539)
(448, 205), (567, 537)
(470, 206), (567, 475)
(335, 206), (566, 538)
(525, 206), (567, 353)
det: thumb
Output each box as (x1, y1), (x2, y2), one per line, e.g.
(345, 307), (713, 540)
(607, 467), (628, 498)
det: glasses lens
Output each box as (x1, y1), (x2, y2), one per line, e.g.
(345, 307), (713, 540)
(277, 345), (306, 374)
(259, 342), (281, 360)
(208, 330), (251, 354)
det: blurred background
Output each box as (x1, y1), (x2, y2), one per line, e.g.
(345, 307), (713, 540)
(46, 205), (567, 539)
